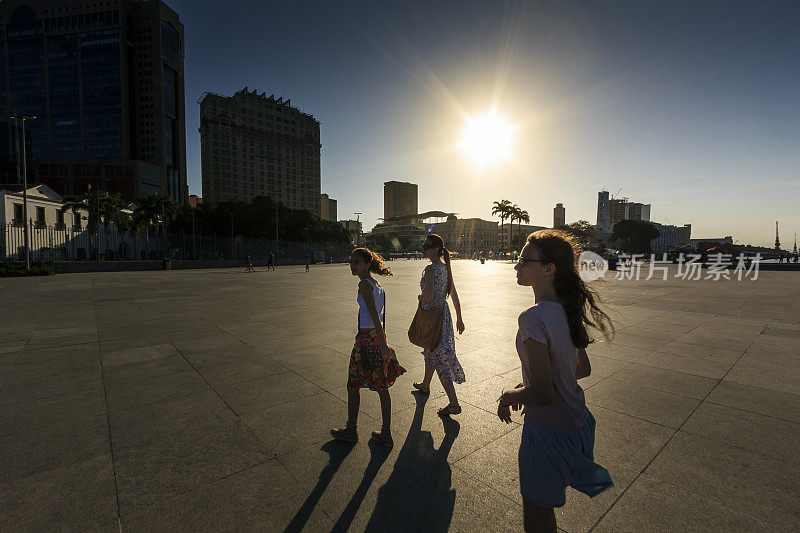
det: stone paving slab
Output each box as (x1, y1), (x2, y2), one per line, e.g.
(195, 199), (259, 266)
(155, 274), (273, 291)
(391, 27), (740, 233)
(0, 260), (799, 531)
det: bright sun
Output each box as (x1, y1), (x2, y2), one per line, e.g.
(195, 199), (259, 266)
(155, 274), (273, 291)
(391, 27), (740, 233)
(459, 111), (514, 169)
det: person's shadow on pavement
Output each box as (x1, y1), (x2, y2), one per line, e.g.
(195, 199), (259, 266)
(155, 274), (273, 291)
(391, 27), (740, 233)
(284, 439), (355, 533)
(363, 392), (461, 532)
(331, 440), (391, 531)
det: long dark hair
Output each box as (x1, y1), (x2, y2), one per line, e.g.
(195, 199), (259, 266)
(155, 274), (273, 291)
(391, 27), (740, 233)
(352, 247), (393, 276)
(426, 233), (454, 295)
(526, 229), (614, 348)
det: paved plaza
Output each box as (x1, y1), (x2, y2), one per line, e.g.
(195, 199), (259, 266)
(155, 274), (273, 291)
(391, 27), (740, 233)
(1, 260), (799, 532)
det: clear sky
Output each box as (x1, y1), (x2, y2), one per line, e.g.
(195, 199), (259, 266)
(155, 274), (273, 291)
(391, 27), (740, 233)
(171, 0), (800, 248)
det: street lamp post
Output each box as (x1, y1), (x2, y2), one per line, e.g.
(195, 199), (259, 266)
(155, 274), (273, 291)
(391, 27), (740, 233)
(230, 211), (234, 260)
(192, 206), (196, 260)
(273, 189), (281, 254)
(11, 114), (35, 271)
(354, 212), (362, 247)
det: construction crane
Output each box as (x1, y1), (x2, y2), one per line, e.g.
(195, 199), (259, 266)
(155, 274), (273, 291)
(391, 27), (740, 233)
(613, 187), (622, 199)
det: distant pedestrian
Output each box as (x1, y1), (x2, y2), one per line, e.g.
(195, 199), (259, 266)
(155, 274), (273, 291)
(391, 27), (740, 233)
(244, 254), (255, 272)
(412, 233), (466, 417)
(498, 229), (614, 532)
(331, 248), (405, 448)
(267, 251), (275, 271)
(306, 259), (310, 273)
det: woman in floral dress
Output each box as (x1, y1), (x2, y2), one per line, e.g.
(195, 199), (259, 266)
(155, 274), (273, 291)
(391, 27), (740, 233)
(413, 234), (466, 416)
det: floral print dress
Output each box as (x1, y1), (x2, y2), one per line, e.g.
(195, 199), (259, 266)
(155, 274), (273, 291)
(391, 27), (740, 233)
(420, 263), (465, 384)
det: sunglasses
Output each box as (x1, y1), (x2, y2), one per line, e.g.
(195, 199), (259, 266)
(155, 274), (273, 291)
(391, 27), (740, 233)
(517, 256), (546, 266)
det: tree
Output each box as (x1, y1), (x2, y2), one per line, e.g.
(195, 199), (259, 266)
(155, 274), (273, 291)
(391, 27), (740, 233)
(557, 220), (596, 245)
(62, 187), (128, 259)
(98, 192), (127, 257)
(611, 219), (660, 254)
(133, 193), (177, 258)
(61, 195), (89, 230)
(492, 199), (512, 251)
(508, 204), (520, 251)
(515, 208), (530, 249)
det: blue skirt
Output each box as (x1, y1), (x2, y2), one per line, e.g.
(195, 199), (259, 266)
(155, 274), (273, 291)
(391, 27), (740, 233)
(518, 410), (613, 508)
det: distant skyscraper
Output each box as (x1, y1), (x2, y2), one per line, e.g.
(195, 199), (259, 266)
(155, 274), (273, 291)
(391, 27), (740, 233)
(596, 191), (611, 234)
(676, 224), (692, 245)
(199, 88), (321, 214)
(0, 0), (187, 203)
(627, 202), (651, 222)
(775, 221), (780, 251)
(320, 193), (337, 222)
(553, 203), (565, 228)
(384, 180), (418, 219)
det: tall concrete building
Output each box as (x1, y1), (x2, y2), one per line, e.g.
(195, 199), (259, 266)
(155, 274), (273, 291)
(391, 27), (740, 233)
(596, 191), (611, 235)
(600, 191), (651, 230)
(320, 193), (337, 222)
(676, 224), (691, 246)
(610, 198), (628, 225)
(626, 202), (651, 222)
(0, 0), (187, 203)
(383, 180), (417, 220)
(341, 219), (362, 245)
(553, 203), (565, 228)
(199, 88), (321, 214)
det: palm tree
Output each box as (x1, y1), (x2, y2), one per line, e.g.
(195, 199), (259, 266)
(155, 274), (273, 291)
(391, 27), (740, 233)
(508, 204), (520, 252)
(492, 199), (512, 251)
(98, 192), (127, 259)
(132, 207), (152, 259)
(134, 193), (177, 259)
(516, 209), (530, 249)
(61, 195), (88, 259)
(62, 186), (112, 258)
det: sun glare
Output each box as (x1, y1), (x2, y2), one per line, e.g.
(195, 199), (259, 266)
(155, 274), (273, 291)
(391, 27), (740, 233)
(460, 111), (515, 169)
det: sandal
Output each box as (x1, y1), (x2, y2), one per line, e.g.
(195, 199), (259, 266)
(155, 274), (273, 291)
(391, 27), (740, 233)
(437, 404), (462, 417)
(413, 383), (430, 395)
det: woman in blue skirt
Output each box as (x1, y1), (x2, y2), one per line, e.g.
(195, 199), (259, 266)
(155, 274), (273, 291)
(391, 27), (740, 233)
(497, 229), (614, 532)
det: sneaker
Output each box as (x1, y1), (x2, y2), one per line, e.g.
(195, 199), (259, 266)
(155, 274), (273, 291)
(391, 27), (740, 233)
(370, 430), (394, 449)
(330, 426), (358, 443)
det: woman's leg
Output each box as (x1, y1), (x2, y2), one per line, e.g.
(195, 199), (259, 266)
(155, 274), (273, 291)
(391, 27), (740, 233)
(377, 389), (391, 432)
(523, 500), (556, 533)
(422, 364), (435, 388)
(439, 376), (459, 407)
(347, 386), (360, 427)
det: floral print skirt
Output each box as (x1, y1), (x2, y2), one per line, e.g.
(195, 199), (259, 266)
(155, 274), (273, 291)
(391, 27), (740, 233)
(348, 330), (406, 391)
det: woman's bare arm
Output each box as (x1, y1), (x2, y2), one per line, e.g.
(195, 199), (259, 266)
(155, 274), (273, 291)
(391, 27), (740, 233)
(576, 348), (591, 379)
(359, 279), (386, 341)
(449, 279), (465, 333)
(500, 339), (554, 407)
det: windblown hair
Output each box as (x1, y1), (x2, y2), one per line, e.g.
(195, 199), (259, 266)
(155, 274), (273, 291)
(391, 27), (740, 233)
(426, 233), (454, 295)
(526, 229), (614, 348)
(351, 247), (393, 276)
